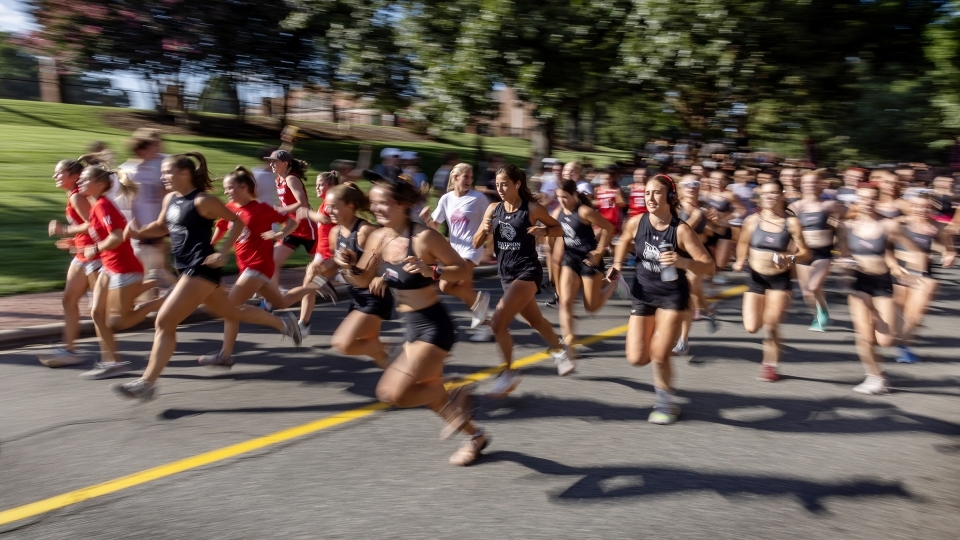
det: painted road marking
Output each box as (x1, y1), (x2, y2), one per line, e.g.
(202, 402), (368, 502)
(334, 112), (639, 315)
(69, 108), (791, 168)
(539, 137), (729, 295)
(0, 285), (746, 527)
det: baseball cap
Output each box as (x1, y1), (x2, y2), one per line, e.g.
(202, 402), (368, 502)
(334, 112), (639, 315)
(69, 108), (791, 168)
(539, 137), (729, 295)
(380, 148), (402, 159)
(263, 150), (293, 163)
(399, 151), (418, 160)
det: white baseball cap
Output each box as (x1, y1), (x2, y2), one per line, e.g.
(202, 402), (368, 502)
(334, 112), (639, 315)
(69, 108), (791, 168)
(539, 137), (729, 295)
(380, 147), (402, 158)
(399, 151), (418, 160)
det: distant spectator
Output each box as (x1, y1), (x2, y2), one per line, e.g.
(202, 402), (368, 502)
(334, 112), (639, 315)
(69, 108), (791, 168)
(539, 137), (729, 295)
(86, 141), (114, 166)
(253, 146), (279, 207)
(477, 154), (505, 202)
(400, 151), (429, 191)
(372, 147), (402, 181)
(433, 152), (458, 192)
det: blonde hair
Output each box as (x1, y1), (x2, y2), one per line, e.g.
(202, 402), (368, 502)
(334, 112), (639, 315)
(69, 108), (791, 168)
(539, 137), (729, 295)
(115, 170), (140, 202)
(447, 163), (472, 192)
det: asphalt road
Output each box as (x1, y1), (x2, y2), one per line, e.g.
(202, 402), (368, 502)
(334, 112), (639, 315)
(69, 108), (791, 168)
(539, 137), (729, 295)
(1, 271), (959, 539)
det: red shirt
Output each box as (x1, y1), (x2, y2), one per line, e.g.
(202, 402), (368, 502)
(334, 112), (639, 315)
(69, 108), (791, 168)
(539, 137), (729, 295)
(89, 197), (143, 274)
(628, 185), (647, 217)
(315, 201), (334, 259)
(66, 188), (96, 262)
(217, 201), (288, 276)
(276, 175), (314, 240)
(594, 187), (621, 232)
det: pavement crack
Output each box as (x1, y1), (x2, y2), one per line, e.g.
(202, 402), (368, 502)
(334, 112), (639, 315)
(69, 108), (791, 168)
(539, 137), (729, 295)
(2, 416), (134, 444)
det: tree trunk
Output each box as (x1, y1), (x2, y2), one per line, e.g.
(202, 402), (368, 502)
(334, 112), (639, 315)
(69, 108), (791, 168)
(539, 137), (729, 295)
(531, 116), (555, 162)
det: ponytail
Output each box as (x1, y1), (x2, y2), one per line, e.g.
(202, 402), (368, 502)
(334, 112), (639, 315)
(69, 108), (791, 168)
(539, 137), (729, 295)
(331, 182), (370, 212)
(289, 158), (310, 181)
(497, 164), (535, 202)
(77, 151), (112, 168)
(318, 170), (341, 187)
(115, 170), (140, 202)
(164, 152), (213, 191)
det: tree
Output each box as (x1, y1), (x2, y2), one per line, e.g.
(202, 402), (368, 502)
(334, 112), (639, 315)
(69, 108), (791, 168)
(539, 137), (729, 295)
(0, 32), (40, 100)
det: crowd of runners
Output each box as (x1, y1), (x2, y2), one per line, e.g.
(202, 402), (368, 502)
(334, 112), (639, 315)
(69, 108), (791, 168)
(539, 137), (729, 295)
(36, 129), (959, 466)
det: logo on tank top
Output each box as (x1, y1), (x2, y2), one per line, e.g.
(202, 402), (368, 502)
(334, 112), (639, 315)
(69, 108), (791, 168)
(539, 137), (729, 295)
(642, 241), (662, 273)
(166, 202), (184, 232)
(500, 222), (516, 240)
(561, 222), (580, 247)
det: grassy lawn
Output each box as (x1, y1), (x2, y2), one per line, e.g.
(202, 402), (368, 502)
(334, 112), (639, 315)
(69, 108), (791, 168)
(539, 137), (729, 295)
(0, 99), (629, 296)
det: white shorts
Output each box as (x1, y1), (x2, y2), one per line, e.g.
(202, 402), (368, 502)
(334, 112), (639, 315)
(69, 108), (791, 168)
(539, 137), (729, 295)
(455, 245), (484, 266)
(313, 253), (326, 264)
(240, 268), (270, 283)
(107, 271), (143, 290)
(71, 257), (102, 276)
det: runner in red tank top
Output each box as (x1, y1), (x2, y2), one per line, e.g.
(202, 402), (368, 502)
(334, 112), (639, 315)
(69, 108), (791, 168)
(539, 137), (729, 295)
(294, 170), (342, 337)
(199, 167), (339, 367)
(627, 167), (649, 217)
(77, 165), (169, 380)
(264, 150), (314, 291)
(594, 169), (626, 233)
(39, 157), (104, 367)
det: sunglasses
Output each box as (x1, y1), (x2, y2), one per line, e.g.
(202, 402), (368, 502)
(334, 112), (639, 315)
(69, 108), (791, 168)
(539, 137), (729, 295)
(680, 181), (701, 188)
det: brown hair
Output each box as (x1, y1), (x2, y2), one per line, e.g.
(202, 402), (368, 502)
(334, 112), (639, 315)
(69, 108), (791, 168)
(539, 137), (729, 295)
(129, 128), (162, 153)
(648, 174), (681, 218)
(317, 170), (341, 187)
(80, 165), (114, 193)
(224, 166), (258, 198)
(56, 158), (85, 177)
(288, 158), (310, 181)
(330, 182), (370, 212)
(164, 152), (213, 191)
(558, 179), (592, 207)
(497, 163), (535, 202)
(372, 175), (422, 209)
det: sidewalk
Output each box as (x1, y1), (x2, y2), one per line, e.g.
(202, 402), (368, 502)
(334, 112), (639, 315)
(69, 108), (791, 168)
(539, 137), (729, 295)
(0, 265), (502, 350)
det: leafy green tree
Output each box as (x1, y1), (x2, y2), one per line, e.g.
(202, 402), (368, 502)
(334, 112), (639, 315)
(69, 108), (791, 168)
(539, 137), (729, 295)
(0, 32), (40, 100)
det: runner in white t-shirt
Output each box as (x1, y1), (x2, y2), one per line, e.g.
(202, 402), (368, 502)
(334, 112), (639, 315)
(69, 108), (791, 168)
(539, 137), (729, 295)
(422, 163), (493, 341)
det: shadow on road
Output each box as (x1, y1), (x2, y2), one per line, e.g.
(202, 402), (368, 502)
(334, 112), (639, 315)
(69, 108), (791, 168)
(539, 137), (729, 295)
(478, 450), (914, 513)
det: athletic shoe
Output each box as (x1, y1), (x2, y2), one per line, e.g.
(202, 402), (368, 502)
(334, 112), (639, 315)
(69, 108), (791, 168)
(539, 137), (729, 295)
(198, 350), (235, 369)
(259, 298), (274, 313)
(449, 430), (490, 466)
(312, 276), (339, 306)
(37, 346), (87, 368)
(896, 345), (920, 364)
(704, 311), (720, 333)
(809, 318), (825, 332)
(469, 324), (494, 342)
(543, 292), (559, 308)
(487, 369), (521, 399)
(692, 309), (702, 321)
(853, 375), (889, 395)
(438, 386), (473, 440)
(281, 312), (303, 350)
(112, 379), (156, 401)
(757, 364), (781, 382)
(648, 405), (681, 425)
(298, 321), (311, 339)
(818, 308), (830, 328)
(79, 361), (133, 380)
(614, 273), (631, 299)
(470, 291), (490, 329)
(553, 345), (576, 376)
(672, 338), (690, 355)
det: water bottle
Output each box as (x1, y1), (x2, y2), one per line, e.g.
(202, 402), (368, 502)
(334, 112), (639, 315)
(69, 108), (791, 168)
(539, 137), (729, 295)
(659, 242), (677, 282)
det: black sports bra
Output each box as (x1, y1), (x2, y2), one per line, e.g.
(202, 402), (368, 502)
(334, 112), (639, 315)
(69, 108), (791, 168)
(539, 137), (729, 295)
(749, 218), (792, 253)
(383, 223), (434, 290)
(678, 204), (707, 234)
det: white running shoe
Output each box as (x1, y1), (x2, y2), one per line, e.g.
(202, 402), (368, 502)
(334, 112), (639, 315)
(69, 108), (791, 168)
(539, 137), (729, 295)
(487, 369), (521, 398)
(853, 375), (889, 395)
(311, 277), (339, 306)
(672, 339), (690, 355)
(281, 312), (303, 350)
(79, 361), (133, 380)
(112, 378), (156, 401)
(470, 291), (490, 329)
(553, 346), (576, 376)
(37, 346), (87, 368)
(469, 324), (495, 342)
(298, 321), (311, 339)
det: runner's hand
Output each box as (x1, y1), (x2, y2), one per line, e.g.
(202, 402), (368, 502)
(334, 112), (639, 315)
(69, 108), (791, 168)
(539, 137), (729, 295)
(584, 250), (603, 267)
(659, 251), (678, 267)
(943, 253), (955, 268)
(527, 225), (547, 239)
(203, 252), (226, 268)
(369, 276), (388, 297)
(83, 245), (98, 260)
(334, 248), (357, 267)
(402, 256), (431, 278)
(480, 216), (494, 235)
(55, 238), (74, 251)
(605, 267), (620, 282)
(48, 220), (62, 237)
(732, 260), (745, 272)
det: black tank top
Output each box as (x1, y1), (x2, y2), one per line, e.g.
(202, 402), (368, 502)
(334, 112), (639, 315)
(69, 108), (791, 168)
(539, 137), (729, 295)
(558, 205), (597, 258)
(166, 190), (214, 270)
(937, 194), (954, 219)
(493, 199), (540, 277)
(633, 214), (688, 292)
(337, 218), (366, 256)
(383, 223), (433, 290)
(798, 208), (830, 231)
(678, 204), (707, 234)
(750, 217), (792, 253)
(847, 227), (888, 256)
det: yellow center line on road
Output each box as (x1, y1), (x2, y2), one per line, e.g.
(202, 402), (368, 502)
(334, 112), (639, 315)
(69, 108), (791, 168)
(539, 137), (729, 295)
(0, 284), (746, 527)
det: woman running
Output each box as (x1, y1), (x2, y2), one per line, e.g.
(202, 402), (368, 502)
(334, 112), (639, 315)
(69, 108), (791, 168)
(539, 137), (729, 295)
(77, 165), (169, 380)
(293, 170), (341, 338)
(875, 171), (907, 219)
(627, 167), (649, 219)
(473, 164), (572, 397)
(892, 191), (956, 363)
(39, 158), (103, 367)
(265, 150), (315, 290)
(594, 168), (626, 236)
(674, 174), (719, 355)
(198, 167), (333, 367)
(931, 174), (960, 227)
(789, 171), (844, 332)
(552, 179), (619, 355)
(348, 175), (488, 466)
(609, 174), (714, 425)
(733, 179), (810, 382)
(836, 183), (905, 395)
(326, 183), (394, 365)
(114, 152), (302, 400)
(422, 163), (492, 341)
(780, 167), (802, 205)
(704, 170), (744, 280)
